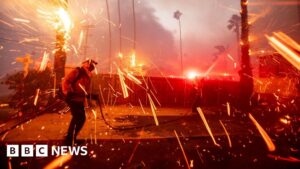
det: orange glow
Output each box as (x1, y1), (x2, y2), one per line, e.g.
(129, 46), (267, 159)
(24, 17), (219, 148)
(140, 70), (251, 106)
(219, 120), (232, 148)
(33, 89), (40, 106)
(279, 118), (290, 125)
(249, 1), (300, 6)
(118, 52), (123, 58)
(186, 71), (199, 80)
(13, 18), (30, 23)
(147, 93), (159, 126)
(39, 52), (49, 72)
(37, 5), (73, 51)
(56, 7), (72, 34)
(117, 67), (129, 98)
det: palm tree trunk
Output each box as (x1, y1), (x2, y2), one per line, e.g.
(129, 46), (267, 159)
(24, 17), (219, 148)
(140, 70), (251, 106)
(239, 0), (253, 111)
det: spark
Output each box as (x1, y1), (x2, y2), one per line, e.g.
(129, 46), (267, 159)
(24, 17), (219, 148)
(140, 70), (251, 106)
(227, 54), (234, 61)
(149, 90), (161, 106)
(226, 102), (230, 116)
(34, 89), (40, 106)
(43, 153), (72, 169)
(13, 18), (30, 23)
(147, 93), (159, 126)
(56, 7), (72, 34)
(249, 1), (300, 6)
(53, 73), (56, 97)
(126, 73), (142, 85)
(127, 141), (140, 165)
(117, 67), (129, 98)
(273, 32), (300, 52)
(279, 118), (290, 125)
(138, 99), (146, 114)
(78, 83), (88, 95)
(92, 109), (97, 144)
(267, 154), (300, 162)
(130, 52), (136, 67)
(118, 52), (123, 58)
(0, 104), (9, 108)
(71, 45), (78, 55)
(99, 85), (106, 107)
(1, 131), (9, 141)
(8, 158), (12, 169)
(39, 52), (49, 72)
(187, 71), (199, 80)
(249, 113), (276, 152)
(127, 129), (144, 164)
(219, 120), (232, 148)
(18, 38), (39, 44)
(0, 19), (14, 27)
(266, 33), (300, 70)
(93, 63), (98, 75)
(204, 60), (218, 77)
(196, 107), (220, 147)
(78, 30), (84, 49)
(174, 130), (191, 169)
(243, 73), (263, 85)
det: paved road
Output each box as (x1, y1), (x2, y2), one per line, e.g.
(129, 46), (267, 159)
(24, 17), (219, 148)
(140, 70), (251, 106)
(0, 105), (299, 169)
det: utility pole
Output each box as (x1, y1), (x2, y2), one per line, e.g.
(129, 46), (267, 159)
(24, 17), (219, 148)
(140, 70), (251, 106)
(105, 0), (112, 73)
(81, 24), (95, 60)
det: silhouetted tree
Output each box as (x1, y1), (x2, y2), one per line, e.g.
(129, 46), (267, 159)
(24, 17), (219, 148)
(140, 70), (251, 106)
(227, 14), (241, 62)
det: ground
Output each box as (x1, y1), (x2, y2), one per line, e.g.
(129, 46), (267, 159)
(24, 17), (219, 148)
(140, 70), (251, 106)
(0, 105), (299, 169)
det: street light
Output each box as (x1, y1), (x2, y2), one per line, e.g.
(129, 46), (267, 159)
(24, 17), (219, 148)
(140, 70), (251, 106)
(174, 10), (183, 75)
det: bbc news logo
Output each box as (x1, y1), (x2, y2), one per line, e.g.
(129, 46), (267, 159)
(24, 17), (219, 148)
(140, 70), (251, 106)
(7, 144), (88, 157)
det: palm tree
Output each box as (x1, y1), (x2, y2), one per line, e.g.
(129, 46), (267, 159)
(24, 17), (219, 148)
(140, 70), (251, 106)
(227, 14), (241, 62)
(239, 0), (253, 111)
(174, 10), (183, 75)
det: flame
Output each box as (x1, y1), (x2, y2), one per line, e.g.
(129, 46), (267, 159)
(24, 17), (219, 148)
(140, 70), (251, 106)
(37, 4), (73, 51)
(56, 7), (72, 33)
(118, 52), (123, 58)
(130, 52), (136, 67)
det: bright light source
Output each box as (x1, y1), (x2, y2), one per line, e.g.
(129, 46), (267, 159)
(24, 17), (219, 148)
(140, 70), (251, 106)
(187, 71), (198, 80)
